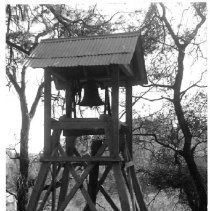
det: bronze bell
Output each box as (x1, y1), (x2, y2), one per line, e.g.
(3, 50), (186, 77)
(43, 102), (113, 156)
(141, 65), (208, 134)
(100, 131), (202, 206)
(79, 80), (104, 107)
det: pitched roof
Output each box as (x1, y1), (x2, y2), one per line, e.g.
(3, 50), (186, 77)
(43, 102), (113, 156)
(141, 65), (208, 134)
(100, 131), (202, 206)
(26, 32), (140, 67)
(25, 32), (147, 85)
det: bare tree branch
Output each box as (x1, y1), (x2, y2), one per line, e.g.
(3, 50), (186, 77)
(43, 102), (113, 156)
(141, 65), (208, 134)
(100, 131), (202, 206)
(191, 140), (207, 153)
(45, 5), (73, 36)
(29, 82), (44, 119)
(6, 5), (12, 34)
(180, 70), (207, 99)
(147, 189), (161, 207)
(137, 96), (173, 102)
(159, 3), (181, 48)
(6, 39), (30, 55)
(134, 133), (183, 155)
(142, 83), (174, 89)
(21, 66), (27, 90)
(184, 3), (206, 46)
(6, 67), (21, 95)
(6, 190), (17, 200)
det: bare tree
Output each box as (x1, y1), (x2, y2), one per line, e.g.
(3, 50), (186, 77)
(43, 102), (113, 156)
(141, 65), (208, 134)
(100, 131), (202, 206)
(134, 3), (207, 210)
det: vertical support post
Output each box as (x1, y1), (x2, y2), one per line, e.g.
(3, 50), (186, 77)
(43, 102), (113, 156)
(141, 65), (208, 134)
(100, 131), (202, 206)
(52, 164), (56, 211)
(58, 80), (75, 207)
(125, 80), (133, 158)
(111, 67), (131, 211)
(84, 140), (102, 211)
(44, 69), (51, 156)
(111, 67), (119, 157)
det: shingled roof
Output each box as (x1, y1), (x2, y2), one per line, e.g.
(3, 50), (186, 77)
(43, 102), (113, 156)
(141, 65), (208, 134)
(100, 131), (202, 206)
(25, 32), (147, 85)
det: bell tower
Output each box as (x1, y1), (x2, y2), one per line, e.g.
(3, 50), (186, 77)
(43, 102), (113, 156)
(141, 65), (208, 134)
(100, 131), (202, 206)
(26, 32), (148, 211)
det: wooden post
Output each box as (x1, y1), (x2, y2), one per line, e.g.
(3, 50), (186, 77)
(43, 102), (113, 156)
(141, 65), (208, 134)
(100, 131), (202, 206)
(58, 81), (76, 207)
(111, 67), (119, 157)
(44, 69), (51, 156)
(84, 140), (102, 211)
(111, 67), (131, 211)
(125, 80), (133, 157)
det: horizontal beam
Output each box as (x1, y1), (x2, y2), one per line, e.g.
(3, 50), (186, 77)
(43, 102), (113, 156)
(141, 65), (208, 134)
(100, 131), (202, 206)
(40, 156), (122, 163)
(51, 118), (112, 130)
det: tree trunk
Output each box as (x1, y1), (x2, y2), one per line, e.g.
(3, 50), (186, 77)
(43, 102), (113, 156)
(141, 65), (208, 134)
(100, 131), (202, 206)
(172, 45), (207, 210)
(184, 153), (207, 211)
(174, 96), (207, 210)
(17, 102), (31, 211)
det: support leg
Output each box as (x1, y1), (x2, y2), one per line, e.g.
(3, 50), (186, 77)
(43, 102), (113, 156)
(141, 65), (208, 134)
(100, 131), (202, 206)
(26, 163), (51, 211)
(113, 164), (131, 211)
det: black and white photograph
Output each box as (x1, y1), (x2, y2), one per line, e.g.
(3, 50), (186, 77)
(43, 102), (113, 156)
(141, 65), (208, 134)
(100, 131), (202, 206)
(4, 1), (207, 210)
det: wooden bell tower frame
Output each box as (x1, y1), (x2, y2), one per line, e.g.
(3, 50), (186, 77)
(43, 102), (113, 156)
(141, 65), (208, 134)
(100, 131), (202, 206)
(26, 32), (148, 211)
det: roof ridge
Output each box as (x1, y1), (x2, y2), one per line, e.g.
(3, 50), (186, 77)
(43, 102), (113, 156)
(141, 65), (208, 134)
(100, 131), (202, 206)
(29, 52), (131, 59)
(41, 31), (140, 43)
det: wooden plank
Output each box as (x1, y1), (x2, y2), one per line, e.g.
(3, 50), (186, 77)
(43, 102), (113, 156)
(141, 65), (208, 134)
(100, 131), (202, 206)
(63, 128), (105, 136)
(37, 165), (62, 211)
(111, 67), (119, 157)
(51, 164), (56, 211)
(99, 186), (119, 211)
(130, 166), (148, 211)
(98, 165), (112, 187)
(84, 141), (102, 211)
(57, 164), (70, 207)
(126, 150), (147, 211)
(113, 164), (131, 211)
(51, 119), (111, 130)
(44, 69), (52, 156)
(60, 117), (99, 122)
(70, 168), (98, 211)
(51, 129), (62, 157)
(26, 163), (51, 211)
(58, 82), (75, 207)
(126, 80), (133, 157)
(40, 156), (121, 163)
(57, 164), (95, 211)
(93, 142), (108, 157)
(122, 167), (136, 211)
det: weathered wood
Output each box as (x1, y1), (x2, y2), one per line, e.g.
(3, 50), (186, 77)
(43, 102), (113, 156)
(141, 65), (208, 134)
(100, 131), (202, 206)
(98, 165), (112, 187)
(104, 87), (111, 115)
(40, 156), (121, 163)
(26, 163), (51, 211)
(58, 81), (75, 207)
(70, 168), (98, 211)
(122, 167), (136, 211)
(99, 186), (119, 211)
(51, 129), (62, 157)
(63, 128), (105, 136)
(44, 69), (51, 156)
(111, 68), (119, 157)
(52, 118), (112, 130)
(37, 165), (62, 211)
(51, 164), (56, 211)
(57, 164), (95, 211)
(126, 80), (133, 157)
(130, 165), (148, 211)
(84, 141), (102, 211)
(113, 164), (131, 211)
(125, 149), (147, 211)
